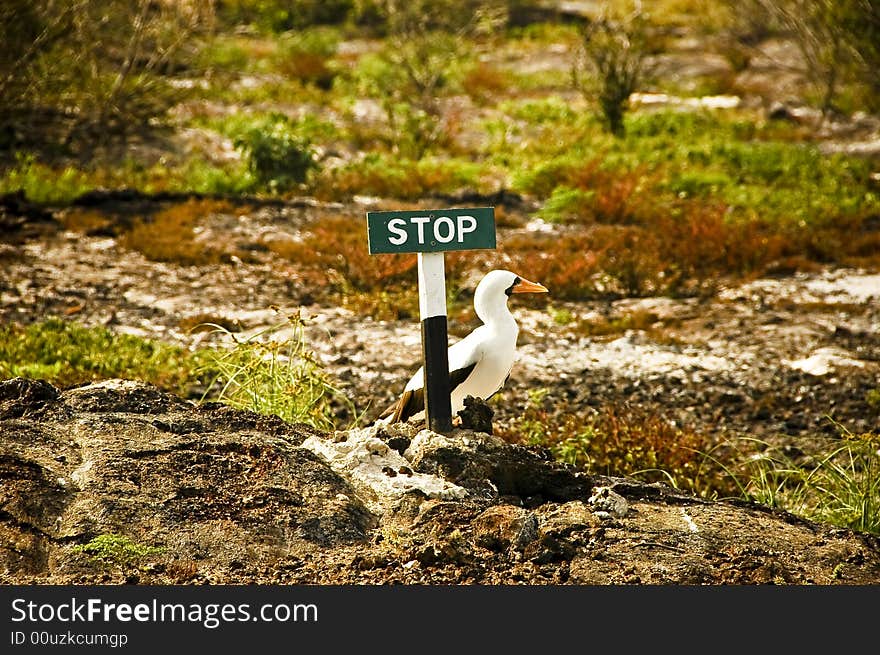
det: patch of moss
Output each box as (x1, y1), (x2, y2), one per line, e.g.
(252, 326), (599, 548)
(72, 534), (164, 566)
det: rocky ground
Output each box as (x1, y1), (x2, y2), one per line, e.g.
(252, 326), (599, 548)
(2, 377), (879, 585)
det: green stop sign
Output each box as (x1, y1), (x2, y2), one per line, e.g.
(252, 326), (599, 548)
(366, 207), (496, 254)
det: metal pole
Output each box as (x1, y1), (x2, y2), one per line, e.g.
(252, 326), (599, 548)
(417, 252), (452, 433)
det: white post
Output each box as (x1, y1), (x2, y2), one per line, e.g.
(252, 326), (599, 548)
(417, 252), (452, 432)
(418, 252), (447, 319)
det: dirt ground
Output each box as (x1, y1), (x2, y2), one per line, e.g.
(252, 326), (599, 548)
(1, 195), (878, 456)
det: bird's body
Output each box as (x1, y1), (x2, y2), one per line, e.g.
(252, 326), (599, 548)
(380, 269), (548, 424)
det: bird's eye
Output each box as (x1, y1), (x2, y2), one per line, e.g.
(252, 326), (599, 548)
(505, 277), (521, 296)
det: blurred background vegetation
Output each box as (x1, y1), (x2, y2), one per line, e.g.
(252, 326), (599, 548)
(2, 1), (878, 156)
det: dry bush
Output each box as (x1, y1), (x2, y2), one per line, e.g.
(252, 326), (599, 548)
(60, 209), (114, 235)
(353, 1), (502, 157)
(592, 176), (647, 224)
(725, 0), (880, 116)
(794, 212), (880, 268)
(462, 62), (511, 104)
(313, 158), (473, 200)
(608, 203), (790, 296)
(500, 231), (603, 300)
(571, 2), (654, 136)
(265, 215), (418, 292)
(503, 227), (666, 298)
(275, 29), (339, 89)
(505, 197), (793, 299)
(279, 51), (334, 87)
(570, 161), (652, 225)
(179, 313), (245, 334)
(165, 559), (199, 583)
(492, 204), (527, 229)
(265, 218), (485, 319)
(559, 308), (683, 341)
(649, 203), (788, 293)
(117, 199), (239, 266)
(532, 158), (654, 225)
(499, 400), (733, 497)
(1, 0), (215, 145)
(501, 224), (671, 299)
(266, 214), (425, 320)
(594, 224), (668, 296)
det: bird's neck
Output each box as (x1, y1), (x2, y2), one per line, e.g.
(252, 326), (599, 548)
(477, 302), (517, 334)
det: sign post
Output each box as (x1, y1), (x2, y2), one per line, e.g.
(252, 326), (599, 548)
(366, 207), (496, 433)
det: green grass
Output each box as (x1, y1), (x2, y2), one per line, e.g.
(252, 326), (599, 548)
(732, 429), (880, 535)
(0, 318), (206, 397)
(197, 314), (353, 431)
(0, 317), (348, 431)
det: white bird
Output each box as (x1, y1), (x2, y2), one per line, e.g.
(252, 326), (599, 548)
(379, 269), (549, 425)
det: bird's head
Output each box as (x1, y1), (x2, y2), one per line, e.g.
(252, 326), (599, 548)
(474, 269), (548, 322)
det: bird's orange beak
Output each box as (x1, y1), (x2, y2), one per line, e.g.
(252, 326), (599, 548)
(512, 277), (549, 294)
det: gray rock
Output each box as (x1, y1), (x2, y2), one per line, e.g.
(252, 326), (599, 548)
(2, 378), (880, 584)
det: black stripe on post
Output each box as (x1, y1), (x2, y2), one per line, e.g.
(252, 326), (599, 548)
(421, 315), (453, 433)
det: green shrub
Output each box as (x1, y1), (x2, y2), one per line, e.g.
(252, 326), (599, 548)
(513, 151), (595, 199)
(667, 171), (734, 198)
(217, 0), (354, 32)
(539, 186), (596, 223)
(276, 27), (341, 88)
(625, 109), (716, 138)
(0, 153), (256, 203)
(501, 96), (579, 125)
(171, 159), (256, 196)
(233, 113), (318, 192)
(0, 154), (92, 205)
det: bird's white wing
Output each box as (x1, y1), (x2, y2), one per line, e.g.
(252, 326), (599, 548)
(403, 326), (486, 392)
(447, 327), (487, 378)
(381, 327), (488, 424)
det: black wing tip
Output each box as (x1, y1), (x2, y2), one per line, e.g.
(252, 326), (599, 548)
(383, 363), (477, 425)
(380, 388), (423, 424)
